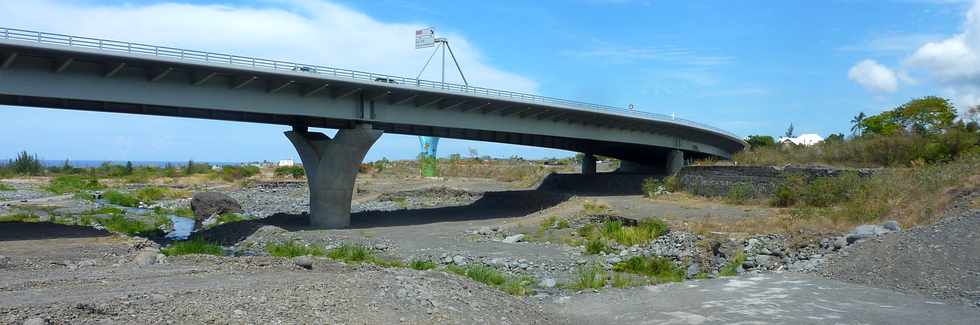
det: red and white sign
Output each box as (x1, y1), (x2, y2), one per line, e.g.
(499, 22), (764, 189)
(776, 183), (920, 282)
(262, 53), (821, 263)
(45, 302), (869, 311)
(415, 28), (435, 49)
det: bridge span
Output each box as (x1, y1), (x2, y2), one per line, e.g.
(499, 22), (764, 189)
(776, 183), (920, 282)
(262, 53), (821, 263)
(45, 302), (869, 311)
(0, 28), (746, 228)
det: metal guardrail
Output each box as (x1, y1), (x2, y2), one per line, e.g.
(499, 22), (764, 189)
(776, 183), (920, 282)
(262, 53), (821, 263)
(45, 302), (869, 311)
(0, 27), (740, 140)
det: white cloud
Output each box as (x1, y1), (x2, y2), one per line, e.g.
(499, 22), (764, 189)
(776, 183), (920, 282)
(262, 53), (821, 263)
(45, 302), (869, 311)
(848, 59), (900, 93)
(905, 0), (980, 107)
(0, 0), (537, 93)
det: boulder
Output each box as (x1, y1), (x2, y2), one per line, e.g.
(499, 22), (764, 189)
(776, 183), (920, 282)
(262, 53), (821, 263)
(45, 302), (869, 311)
(293, 256), (314, 270)
(538, 278), (557, 288)
(686, 263), (701, 278)
(190, 192), (243, 221)
(502, 234), (525, 243)
(881, 220), (901, 232)
(846, 224), (892, 244)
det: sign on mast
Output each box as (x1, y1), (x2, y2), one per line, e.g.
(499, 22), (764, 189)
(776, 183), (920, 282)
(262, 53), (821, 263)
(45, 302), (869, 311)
(415, 28), (435, 49)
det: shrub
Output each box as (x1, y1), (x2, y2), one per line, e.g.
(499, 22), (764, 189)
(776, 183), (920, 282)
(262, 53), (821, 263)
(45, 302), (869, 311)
(267, 241), (326, 257)
(641, 177), (667, 198)
(718, 252), (746, 277)
(409, 259), (436, 270)
(770, 175), (806, 207)
(724, 183), (753, 205)
(325, 243), (373, 262)
(7, 151), (43, 176)
(556, 219), (570, 229)
(274, 166), (305, 178)
(161, 237), (223, 256)
(577, 224), (597, 238)
(0, 182), (14, 191)
(540, 215), (558, 229)
(571, 264), (607, 290)
(612, 256), (684, 283)
(800, 172), (863, 207)
(104, 191), (140, 207)
(585, 238), (610, 255)
(216, 165), (260, 182)
(46, 175), (104, 194)
(664, 175), (683, 192)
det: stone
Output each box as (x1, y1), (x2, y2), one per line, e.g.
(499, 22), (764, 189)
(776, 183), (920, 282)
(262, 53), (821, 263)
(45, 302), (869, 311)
(833, 237), (848, 249)
(477, 226), (493, 235)
(293, 256), (314, 270)
(846, 224), (891, 244)
(76, 259), (97, 267)
(606, 257), (622, 264)
(538, 278), (557, 288)
(686, 263), (701, 278)
(755, 255), (772, 267)
(190, 192), (243, 221)
(23, 318), (46, 325)
(134, 249), (160, 266)
(0, 255), (10, 268)
(881, 220), (901, 232)
(502, 234), (525, 243)
(452, 255), (466, 265)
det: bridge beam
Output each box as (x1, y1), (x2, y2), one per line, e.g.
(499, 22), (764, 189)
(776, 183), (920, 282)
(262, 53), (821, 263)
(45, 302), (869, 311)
(285, 123), (382, 228)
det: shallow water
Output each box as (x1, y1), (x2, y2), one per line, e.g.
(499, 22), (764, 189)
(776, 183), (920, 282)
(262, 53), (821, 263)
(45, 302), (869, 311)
(166, 216), (195, 240)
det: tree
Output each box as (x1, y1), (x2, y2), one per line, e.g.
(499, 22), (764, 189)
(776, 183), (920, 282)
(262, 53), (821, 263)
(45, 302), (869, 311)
(784, 123), (795, 138)
(859, 96), (958, 136)
(745, 135), (776, 148)
(967, 105), (979, 123)
(824, 133), (845, 143)
(850, 112), (866, 136)
(186, 159), (194, 175)
(467, 147), (479, 160)
(125, 161), (134, 175)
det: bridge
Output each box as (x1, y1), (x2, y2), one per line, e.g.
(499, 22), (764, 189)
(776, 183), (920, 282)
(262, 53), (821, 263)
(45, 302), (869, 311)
(0, 28), (746, 228)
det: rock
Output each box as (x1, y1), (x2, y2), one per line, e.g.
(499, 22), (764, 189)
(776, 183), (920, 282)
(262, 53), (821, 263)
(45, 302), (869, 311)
(881, 220), (901, 232)
(833, 237), (848, 249)
(686, 263), (701, 278)
(538, 278), (557, 288)
(755, 255), (772, 267)
(846, 224), (891, 244)
(477, 226), (494, 235)
(0, 255), (10, 268)
(293, 256), (314, 270)
(502, 234), (525, 243)
(23, 318), (46, 325)
(606, 257), (622, 264)
(190, 192), (243, 221)
(76, 259), (97, 267)
(452, 255), (466, 265)
(134, 249), (161, 266)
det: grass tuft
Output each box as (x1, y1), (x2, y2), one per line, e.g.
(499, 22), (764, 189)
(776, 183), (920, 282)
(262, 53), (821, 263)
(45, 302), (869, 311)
(409, 259), (437, 270)
(161, 237), (223, 256)
(718, 251), (747, 277)
(0, 182), (14, 191)
(571, 264), (607, 290)
(612, 256), (685, 283)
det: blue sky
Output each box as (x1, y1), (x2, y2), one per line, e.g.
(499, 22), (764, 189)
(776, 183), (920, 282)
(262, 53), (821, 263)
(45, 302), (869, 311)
(2, 0), (979, 162)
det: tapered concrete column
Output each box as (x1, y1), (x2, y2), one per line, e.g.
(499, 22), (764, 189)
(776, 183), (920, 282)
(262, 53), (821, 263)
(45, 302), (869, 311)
(666, 149), (684, 175)
(582, 153), (597, 175)
(285, 124), (382, 228)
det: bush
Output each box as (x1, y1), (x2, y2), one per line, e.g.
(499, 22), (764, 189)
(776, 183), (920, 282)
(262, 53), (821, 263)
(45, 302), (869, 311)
(641, 177), (667, 198)
(664, 175), (683, 192)
(267, 241), (326, 257)
(724, 183), (753, 205)
(585, 238), (610, 255)
(274, 166), (305, 178)
(5, 151), (43, 176)
(571, 264), (607, 290)
(216, 165), (260, 182)
(800, 172), (863, 207)
(770, 175), (805, 207)
(46, 175), (104, 194)
(612, 256), (684, 283)
(161, 237), (224, 256)
(104, 190), (140, 207)
(409, 259), (436, 270)
(0, 182), (14, 191)
(718, 252), (746, 277)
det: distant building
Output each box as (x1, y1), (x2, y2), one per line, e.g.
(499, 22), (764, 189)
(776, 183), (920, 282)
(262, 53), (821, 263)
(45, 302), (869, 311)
(278, 159), (295, 167)
(777, 133), (824, 146)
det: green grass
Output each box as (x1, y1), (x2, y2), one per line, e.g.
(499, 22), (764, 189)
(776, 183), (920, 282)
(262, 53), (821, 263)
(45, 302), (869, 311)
(161, 237), (223, 256)
(214, 213), (247, 225)
(612, 256), (685, 284)
(585, 238), (610, 255)
(134, 186), (187, 203)
(46, 175), (104, 194)
(326, 243), (373, 262)
(724, 183), (754, 205)
(0, 213), (40, 223)
(583, 218), (669, 247)
(570, 264), (607, 290)
(100, 214), (167, 237)
(409, 259), (437, 270)
(0, 182), (14, 191)
(442, 264), (536, 296)
(104, 190), (140, 207)
(718, 251), (747, 277)
(540, 215), (558, 229)
(556, 219), (570, 229)
(266, 241), (326, 257)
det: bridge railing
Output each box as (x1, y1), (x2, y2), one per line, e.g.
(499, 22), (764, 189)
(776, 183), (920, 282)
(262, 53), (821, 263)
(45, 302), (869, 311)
(0, 27), (740, 140)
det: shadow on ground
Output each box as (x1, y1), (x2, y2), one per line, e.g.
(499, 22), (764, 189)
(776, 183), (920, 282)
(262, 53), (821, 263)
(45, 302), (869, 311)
(0, 222), (111, 241)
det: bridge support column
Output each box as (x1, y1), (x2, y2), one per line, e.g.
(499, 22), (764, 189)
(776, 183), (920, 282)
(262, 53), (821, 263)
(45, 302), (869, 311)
(285, 124), (382, 228)
(582, 153), (596, 175)
(665, 149), (684, 175)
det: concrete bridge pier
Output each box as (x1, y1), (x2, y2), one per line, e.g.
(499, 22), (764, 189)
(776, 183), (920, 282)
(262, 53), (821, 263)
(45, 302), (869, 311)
(617, 149), (685, 175)
(582, 153), (597, 175)
(285, 124), (382, 228)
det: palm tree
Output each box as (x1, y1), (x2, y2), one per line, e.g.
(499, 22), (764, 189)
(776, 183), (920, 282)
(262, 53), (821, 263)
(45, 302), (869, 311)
(850, 112), (866, 136)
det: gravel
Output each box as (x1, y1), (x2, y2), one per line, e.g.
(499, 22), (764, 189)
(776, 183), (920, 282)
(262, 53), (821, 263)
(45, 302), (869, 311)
(819, 190), (980, 306)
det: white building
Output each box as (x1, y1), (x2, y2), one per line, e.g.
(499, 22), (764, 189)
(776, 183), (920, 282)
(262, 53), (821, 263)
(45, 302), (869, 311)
(277, 159), (295, 167)
(777, 133), (824, 146)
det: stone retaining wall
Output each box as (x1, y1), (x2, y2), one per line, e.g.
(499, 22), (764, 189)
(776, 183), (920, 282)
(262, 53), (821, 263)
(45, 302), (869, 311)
(676, 165), (877, 198)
